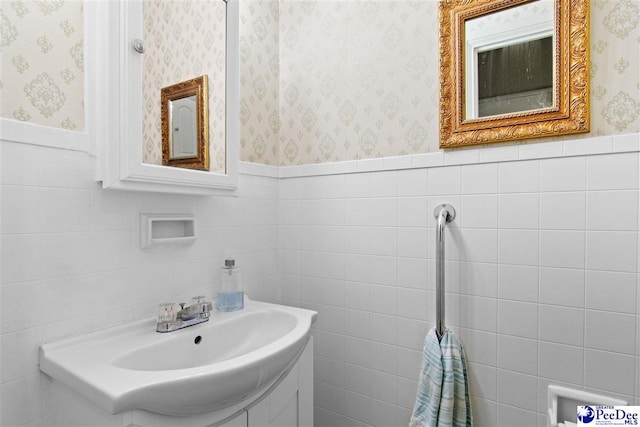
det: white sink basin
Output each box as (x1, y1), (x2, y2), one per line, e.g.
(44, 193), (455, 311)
(39, 299), (317, 416)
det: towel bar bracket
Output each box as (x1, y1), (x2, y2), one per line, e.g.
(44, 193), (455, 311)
(433, 204), (456, 223)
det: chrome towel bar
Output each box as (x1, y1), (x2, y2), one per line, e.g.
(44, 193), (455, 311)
(434, 203), (455, 341)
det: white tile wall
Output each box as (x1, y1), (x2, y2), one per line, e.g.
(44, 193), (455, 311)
(0, 140), (282, 426)
(3, 137), (640, 426)
(497, 335), (537, 375)
(279, 149), (640, 426)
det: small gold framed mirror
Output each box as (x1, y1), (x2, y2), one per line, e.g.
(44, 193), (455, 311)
(439, 0), (590, 148)
(161, 75), (209, 170)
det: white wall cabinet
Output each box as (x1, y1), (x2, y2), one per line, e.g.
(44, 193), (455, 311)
(87, 0), (239, 195)
(44, 338), (313, 427)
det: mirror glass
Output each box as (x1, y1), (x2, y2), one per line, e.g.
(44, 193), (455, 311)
(161, 76), (209, 170)
(142, 0), (227, 173)
(464, 0), (555, 119)
(170, 96), (198, 159)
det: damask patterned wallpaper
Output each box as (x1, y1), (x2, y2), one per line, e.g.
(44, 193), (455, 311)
(142, 0), (227, 172)
(239, 0), (281, 166)
(591, 0), (640, 134)
(262, 0), (640, 166)
(1, 0), (638, 166)
(276, 1), (438, 165)
(0, 0), (84, 130)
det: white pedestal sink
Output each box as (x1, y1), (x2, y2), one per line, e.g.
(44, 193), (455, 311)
(39, 299), (317, 417)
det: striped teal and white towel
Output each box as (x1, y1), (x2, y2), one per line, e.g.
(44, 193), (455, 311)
(409, 327), (472, 427)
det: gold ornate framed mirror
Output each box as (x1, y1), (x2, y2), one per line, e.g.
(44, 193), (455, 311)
(161, 75), (210, 171)
(439, 0), (590, 148)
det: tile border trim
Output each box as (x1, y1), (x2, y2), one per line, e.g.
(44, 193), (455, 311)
(239, 133), (640, 178)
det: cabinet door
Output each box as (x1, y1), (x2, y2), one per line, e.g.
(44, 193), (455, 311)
(217, 411), (247, 427)
(248, 392), (297, 427)
(298, 337), (314, 427)
(248, 361), (299, 426)
(88, 0), (239, 195)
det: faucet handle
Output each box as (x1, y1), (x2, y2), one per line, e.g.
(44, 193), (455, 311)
(157, 303), (178, 323)
(192, 296), (212, 316)
(192, 295), (207, 304)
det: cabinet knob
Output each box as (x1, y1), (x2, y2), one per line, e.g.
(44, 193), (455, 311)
(132, 39), (145, 54)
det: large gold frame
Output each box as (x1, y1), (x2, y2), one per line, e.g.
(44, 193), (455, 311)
(161, 75), (210, 170)
(439, 0), (590, 148)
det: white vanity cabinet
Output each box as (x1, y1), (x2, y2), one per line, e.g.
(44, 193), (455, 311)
(219, 335), (313, 427)
(244, 336), (314, 427)
(45, 338), (313, 427)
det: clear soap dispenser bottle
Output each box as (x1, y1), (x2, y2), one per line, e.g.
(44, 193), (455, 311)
(216, 251), (244, 312)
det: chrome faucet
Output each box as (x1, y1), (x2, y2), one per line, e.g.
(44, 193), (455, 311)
(156, 296), (213, 333)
